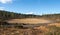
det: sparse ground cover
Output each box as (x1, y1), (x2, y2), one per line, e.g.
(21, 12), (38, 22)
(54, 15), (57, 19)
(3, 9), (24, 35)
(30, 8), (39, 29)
(0, 22), (60, 35)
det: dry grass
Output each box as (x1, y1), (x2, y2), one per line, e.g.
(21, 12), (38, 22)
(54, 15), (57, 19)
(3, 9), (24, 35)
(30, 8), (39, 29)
(0, 24), (60, 35)
(48, 23), (60, 27)
(34, 26), (49, 32)
(0, 27), (47, 35)
(0, 18), (60, 35)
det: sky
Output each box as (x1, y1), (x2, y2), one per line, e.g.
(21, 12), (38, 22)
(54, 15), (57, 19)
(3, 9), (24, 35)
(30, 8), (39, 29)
(0, 0), (60, 15)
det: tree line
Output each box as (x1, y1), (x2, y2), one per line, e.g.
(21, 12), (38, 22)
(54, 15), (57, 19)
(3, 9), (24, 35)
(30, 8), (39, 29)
(0, 10), (41, 20)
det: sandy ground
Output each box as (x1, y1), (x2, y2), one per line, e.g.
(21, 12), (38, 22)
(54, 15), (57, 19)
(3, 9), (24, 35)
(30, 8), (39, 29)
(7, 18), (51, 24)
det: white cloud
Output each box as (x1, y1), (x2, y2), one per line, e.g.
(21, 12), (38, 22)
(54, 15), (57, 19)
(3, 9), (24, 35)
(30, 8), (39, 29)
(0, 0), (12, 3)
(25, 12), (34, 14)
(0, 7), (5, 10)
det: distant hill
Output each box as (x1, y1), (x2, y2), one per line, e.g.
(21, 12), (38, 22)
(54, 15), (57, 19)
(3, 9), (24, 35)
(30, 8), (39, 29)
(0, 10), (41, 21)
(0, 10), (60, 21)
(42, 14), (60, 20)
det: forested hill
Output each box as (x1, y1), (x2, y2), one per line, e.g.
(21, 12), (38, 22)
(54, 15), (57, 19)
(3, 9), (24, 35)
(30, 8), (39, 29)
(0, 10), (41, 20)
(0, 10), (60, 21)
(42, 14), (60, 20)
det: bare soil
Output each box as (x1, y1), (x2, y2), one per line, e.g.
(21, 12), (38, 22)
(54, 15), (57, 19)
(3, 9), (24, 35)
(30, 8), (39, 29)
(7, 18), (50, 24)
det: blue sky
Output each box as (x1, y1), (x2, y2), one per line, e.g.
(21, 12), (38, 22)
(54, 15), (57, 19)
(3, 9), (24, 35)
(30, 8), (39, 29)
(0, 0), (60, 15)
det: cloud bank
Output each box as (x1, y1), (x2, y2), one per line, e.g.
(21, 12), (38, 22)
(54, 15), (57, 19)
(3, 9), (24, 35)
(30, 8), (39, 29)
(0, 7), (5, 10)
(25, 12), (34, 14)
(0, 0), (12, 4)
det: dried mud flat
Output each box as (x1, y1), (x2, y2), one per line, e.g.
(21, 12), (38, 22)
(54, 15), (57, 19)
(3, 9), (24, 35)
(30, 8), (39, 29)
(7, 18), (50, 24)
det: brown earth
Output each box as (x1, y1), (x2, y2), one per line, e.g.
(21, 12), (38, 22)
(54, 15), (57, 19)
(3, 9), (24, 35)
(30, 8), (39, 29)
(6, 18), (51, 24)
